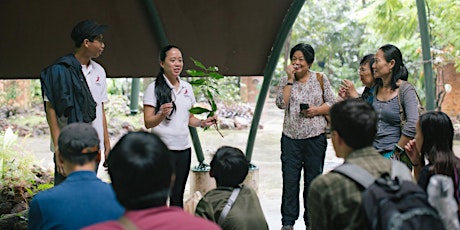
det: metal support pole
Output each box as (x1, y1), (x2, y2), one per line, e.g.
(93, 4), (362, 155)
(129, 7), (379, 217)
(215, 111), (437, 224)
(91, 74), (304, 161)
(142, 0), (206, 166)
(129, 78), (140, 115)
(416, 0), (435, 111)
(245, 0), (306, 167)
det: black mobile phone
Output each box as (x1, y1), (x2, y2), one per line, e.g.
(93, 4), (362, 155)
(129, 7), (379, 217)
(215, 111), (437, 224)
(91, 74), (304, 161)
(300, 103), (309, 110)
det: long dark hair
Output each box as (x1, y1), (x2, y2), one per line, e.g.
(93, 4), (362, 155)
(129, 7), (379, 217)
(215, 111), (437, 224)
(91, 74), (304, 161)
(154, 45), (180, 118)
(419, 111), (460, 193)
(375, 44), (408, 90)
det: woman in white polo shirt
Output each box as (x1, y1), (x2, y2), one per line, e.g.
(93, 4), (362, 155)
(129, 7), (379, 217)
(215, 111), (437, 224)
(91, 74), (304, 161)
(143, 45), (216, 208)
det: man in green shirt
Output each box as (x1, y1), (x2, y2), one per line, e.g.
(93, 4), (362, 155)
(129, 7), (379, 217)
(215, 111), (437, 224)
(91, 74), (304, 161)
(308, 99), (393, 230)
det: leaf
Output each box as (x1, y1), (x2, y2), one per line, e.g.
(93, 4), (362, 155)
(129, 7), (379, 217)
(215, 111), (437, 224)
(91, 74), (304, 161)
(186, 69), (205, 77)
(206, 89), (214, 101)
(191, 58), (207, 70)
(189, 79), (206, 86)
(189, 107), (211, 115)
(209, 85), (221, 95)
(207, 66), (219, 72)
(209, 72), (224, 79)
(211, 100), (217, 111)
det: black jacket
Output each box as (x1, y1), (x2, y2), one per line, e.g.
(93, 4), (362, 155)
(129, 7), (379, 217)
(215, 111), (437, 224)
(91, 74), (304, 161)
(40, 54), (96, 124)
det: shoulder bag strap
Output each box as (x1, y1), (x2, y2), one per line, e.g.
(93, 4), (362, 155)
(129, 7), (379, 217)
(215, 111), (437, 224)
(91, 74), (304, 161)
(118, 216), (139, 230)
(217, 188), (241, 225)
(398, 81), (407, 130)
(316, 72), (325, 103)
(333, 164), (375, 188)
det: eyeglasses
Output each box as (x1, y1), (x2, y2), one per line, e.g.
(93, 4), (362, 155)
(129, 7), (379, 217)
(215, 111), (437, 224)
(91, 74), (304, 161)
(91, 35), (104, 43)
(358, 68), (370, 74)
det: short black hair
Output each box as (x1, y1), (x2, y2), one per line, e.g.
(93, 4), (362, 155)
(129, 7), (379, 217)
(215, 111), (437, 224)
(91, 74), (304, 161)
(108, 132), (173, 209)
(330, 99), (377, 149)
(210, 146), (249, 187)
(70, 19), (108, 48)
(290, 43), (315, 65)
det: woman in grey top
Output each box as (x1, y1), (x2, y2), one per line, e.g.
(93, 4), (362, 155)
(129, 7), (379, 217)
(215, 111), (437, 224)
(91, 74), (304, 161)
(372, 44), (420, 169)
(276, 43), (336, 229)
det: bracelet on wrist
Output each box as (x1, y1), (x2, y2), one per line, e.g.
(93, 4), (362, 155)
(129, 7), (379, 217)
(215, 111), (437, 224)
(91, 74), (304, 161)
(200, 119), (205, 128)
(286, 82), (294, 86)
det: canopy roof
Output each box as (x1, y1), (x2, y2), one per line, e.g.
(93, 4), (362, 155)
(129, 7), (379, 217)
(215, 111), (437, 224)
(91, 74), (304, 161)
(0, 0), (295, 79)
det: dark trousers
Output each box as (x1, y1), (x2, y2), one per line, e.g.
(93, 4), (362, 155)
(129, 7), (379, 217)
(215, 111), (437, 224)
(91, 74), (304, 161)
(169, 148), (191, 208)
(280, 134), (327, 227)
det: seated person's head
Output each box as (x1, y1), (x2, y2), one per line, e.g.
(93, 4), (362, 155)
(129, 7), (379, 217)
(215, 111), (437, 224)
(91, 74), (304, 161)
(418, 111), (454, 159)
(107, 132), (173, 210)
(58, 122), (100, 165)
(330, 99), (377, 154)
(210, 146), (249, 187)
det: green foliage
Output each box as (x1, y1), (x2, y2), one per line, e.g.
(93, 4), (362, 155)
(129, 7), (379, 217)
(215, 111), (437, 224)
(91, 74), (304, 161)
(0, 128), (53, 204)
(275, 0), (458, 106)
(215, 77), (241, 104)
(104, 94), (131, 117)
(107, 78), (132, 95)
(274, 0), (368, 92)
(29, 79), (43, 106)
(187, 58), (224, 118)
(428, 0), (460, 70)
(186, 58), (224, 137)
(360, 0), (460, 105)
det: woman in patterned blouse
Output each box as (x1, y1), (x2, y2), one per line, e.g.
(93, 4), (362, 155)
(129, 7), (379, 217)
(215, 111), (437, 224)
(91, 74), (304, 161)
(276, 43), (336, 230)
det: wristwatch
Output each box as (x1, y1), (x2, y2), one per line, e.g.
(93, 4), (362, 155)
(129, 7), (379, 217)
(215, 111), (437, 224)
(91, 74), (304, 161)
(286, 82), (294, 86)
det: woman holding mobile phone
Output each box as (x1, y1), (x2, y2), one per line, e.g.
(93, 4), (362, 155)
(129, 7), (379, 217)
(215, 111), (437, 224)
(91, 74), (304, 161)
(275, 43), (336, 230)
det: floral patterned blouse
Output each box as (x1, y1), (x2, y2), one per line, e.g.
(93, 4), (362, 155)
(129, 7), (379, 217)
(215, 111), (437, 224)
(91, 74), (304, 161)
(276, 71), (336, 139)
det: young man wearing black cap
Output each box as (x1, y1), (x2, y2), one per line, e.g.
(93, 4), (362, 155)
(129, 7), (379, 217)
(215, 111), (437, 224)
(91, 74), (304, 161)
(28, 123), (124, 230)
(40, 19), (111, 185)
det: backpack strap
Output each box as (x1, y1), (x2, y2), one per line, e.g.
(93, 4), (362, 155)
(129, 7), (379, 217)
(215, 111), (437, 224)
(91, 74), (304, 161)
(333, 160), (411, 188)
(333, 164), (375, 188)
(217, 187), (241, 225)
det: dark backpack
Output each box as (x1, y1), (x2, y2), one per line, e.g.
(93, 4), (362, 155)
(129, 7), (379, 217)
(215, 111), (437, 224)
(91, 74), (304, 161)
(333, 161), (445, 230)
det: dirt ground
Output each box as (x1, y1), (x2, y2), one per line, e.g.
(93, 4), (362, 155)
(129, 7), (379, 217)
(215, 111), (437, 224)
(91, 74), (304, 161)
(24, 99), (341, 229)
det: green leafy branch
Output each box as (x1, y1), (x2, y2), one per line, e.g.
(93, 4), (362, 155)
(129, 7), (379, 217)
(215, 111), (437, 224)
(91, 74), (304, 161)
(187, 58), (224, 137)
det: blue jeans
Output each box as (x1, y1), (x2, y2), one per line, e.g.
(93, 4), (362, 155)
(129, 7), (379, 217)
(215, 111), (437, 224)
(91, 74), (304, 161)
(280, 134), (327, 227)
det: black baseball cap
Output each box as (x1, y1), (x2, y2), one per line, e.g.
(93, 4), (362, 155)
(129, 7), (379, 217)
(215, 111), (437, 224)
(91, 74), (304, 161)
(70, 19), (108, 45)
(58, 123), (100, 157)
